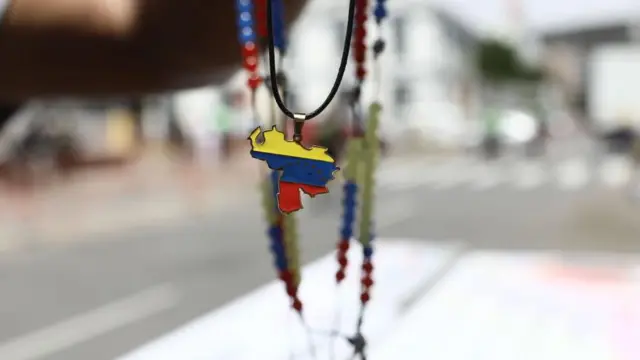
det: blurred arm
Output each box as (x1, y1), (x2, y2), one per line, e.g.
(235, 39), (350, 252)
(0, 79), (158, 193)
(0, 0), (306, 101)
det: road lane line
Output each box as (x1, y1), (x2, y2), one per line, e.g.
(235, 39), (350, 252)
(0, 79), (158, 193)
(557, 158), (589, 191)
(0, 284), (180, 360)
(600, 156), (632, 188)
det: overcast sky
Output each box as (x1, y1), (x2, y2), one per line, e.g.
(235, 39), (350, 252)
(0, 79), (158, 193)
(433, 0), (640, 35)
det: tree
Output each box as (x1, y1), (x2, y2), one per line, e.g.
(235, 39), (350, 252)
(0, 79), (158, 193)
(475, 39), (542, 83)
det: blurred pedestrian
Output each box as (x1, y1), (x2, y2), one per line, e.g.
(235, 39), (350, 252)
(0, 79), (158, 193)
(481, 106), (501, 160)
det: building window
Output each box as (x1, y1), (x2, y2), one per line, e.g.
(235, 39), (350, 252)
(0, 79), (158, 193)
(393, 17), (406, 59)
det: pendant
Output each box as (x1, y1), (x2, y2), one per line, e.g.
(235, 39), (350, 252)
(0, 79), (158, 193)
(248, 126), (339, 213)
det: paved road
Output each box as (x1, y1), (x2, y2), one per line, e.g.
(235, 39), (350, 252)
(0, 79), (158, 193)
(0, 152), (639, 360)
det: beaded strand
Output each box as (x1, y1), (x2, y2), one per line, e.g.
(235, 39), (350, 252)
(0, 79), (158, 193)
(358, 0), (388, 315)
(237, 0), (303, 314)
(268, 0), (303, 314)
(353, 0), (369, 84)
(334, 0), (369, 286)
(254, 0), (304, 315)
(331, 3), (371, 356)
(236, 0), (262, 90)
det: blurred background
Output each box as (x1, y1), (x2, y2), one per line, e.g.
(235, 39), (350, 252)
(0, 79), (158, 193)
(2, 0), (640, 359)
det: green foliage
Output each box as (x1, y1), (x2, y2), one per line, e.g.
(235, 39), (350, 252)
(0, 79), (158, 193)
(475, 39), (543, 83)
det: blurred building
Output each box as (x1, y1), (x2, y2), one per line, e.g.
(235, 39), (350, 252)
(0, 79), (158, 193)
(540, 16), (640, 117)
(281, 0), (479, 139)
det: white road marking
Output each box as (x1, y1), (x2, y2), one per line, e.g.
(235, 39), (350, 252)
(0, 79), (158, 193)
(470, 164), (502, 190)
(0, 284), (180, 360)
(512, 161), (546, 190)
(600, 156), (632, 188)
(557, 158), (589, 190)
(375, 155), (640, 193)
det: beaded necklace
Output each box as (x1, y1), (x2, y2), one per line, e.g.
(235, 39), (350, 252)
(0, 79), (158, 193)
(235, 0), (388, 358)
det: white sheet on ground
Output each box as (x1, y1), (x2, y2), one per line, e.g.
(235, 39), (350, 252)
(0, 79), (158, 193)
(370, 251), (640, 360)
(119, 239), (463, 360)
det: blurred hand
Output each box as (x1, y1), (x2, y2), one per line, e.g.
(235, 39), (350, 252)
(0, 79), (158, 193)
(0, 0), (306, 101)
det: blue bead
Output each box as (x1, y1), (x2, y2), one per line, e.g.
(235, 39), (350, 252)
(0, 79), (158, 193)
(240, 33), (255, 43)
(363, 246), (374, 258)
(341, 229), (352, 239)
(275, 257), (288, 270)
(268, 226), (282, 239)
(374, 6), (387, 20)
(270, 237), (284, 250)
(270, 245), (285, 257)
(270, 0), (287, 51)
(344, 213), (354, 224)
(236, 0), (252, 7)
(237, 18), (253, 27)
(270, 171), (280, 191)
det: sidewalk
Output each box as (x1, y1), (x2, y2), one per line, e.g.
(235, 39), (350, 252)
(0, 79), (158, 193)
(0, 150), (261, 250)
(0, 150), (442, 251)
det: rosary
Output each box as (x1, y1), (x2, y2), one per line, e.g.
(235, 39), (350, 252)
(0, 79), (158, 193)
(235, 0), (388, 358)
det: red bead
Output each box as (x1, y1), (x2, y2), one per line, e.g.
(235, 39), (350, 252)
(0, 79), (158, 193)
(292, 298), (303, 312)
(286, 283), (297, 296)
(244, 57), (258, 72)
(355, 28), (367, 40)
(362, 261), (373, 273)
(279, 270), (292, 282)
(247, 74), (261, 89)
(336, 270), (345, 282)
(356, 66), (366, 80)
(338, 241), (350, 252)
(337, 255), (348, 267)
(242, 42), (257, 58)
(360, 292), (370, 304)
(361, 276), (373, 287)
(353, 42), (366, 52)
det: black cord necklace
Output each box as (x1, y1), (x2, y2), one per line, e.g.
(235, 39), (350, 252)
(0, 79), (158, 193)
(265, 0), (357, 129)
